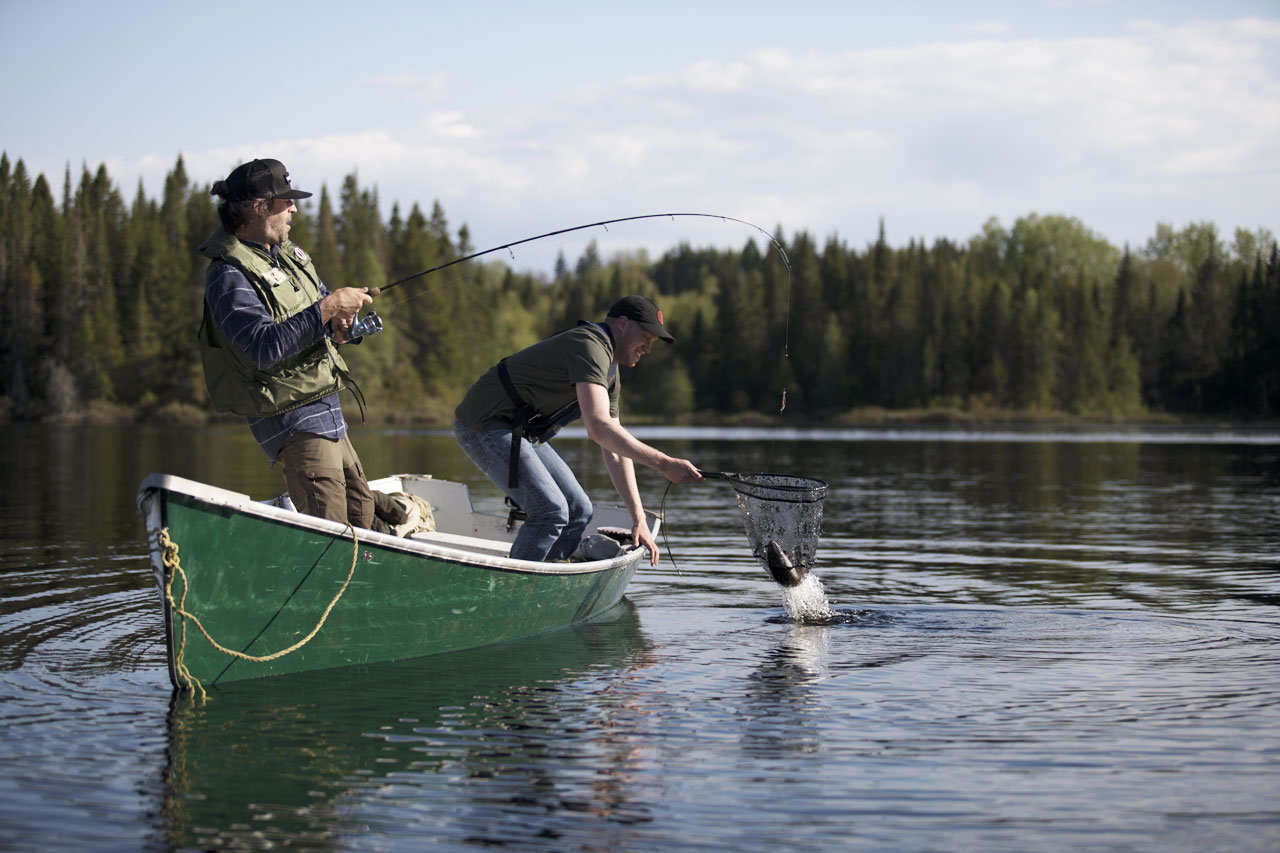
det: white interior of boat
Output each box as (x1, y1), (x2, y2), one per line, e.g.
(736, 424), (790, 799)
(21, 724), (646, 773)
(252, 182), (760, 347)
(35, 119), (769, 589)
(138, 472), (658, 572)
(376, 474), (651, 558)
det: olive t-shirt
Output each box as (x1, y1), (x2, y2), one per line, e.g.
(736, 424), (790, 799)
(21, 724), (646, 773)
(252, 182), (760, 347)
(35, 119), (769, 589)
(455, 323), (620, 433)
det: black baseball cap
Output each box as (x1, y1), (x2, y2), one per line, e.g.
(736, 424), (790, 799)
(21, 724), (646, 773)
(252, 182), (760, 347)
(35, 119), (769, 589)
(211, 158), (312, 203)
(607, 295), (674, 343)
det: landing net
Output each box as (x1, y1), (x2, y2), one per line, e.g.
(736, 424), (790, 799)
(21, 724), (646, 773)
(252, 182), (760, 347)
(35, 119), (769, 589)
(716, 473), (828, 575)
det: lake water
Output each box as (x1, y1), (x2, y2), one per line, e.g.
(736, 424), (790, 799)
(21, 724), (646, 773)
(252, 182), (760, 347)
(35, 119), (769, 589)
(2, 422), (1279, 851)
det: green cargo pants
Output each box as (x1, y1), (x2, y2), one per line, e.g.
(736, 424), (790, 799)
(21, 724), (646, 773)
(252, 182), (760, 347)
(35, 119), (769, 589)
(276, 432), (374, 530)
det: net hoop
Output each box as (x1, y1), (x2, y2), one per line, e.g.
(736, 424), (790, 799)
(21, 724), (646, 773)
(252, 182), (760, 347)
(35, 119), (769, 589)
(721, 472), (828, 505)
(701, 470), (828, 580)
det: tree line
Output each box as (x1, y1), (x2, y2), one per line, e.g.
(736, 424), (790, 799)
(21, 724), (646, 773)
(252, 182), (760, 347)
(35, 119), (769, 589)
(1, 153), (1277, 424)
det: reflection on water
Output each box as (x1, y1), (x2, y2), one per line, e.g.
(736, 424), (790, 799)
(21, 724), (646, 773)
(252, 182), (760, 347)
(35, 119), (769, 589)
(2, 423), (1279, 850)
(161, 603), (655, 849)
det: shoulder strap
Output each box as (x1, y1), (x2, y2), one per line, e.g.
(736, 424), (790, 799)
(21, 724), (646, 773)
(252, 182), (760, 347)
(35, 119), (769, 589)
(494, 321), (615, 489)
(497, 358), (533, 488)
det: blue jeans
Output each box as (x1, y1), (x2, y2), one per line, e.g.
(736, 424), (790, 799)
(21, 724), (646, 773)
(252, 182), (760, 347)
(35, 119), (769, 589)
(454, 420), (593, 562)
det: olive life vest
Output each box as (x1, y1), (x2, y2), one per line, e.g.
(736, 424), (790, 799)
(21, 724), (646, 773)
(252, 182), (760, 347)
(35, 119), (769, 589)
(497, 321), (616, 488)
(196, 228), (356, 418)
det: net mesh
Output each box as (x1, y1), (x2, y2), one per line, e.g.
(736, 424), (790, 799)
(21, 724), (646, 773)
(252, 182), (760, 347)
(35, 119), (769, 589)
(722, 473), (828, 575)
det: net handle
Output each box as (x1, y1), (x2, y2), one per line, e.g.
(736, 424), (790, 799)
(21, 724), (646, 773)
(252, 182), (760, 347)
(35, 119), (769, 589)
(698, 470), (735, 480)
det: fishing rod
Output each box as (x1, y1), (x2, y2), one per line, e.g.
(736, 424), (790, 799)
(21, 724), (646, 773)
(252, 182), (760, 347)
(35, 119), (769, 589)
(365, 212), (790, 299)
(348, 211), (793, 353)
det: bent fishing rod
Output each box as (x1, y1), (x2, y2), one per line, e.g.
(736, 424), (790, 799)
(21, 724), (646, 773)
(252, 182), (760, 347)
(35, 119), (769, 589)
(365, 212), (790, 298)
(343, 208), (797, 426)
(346, 212), (791, 340)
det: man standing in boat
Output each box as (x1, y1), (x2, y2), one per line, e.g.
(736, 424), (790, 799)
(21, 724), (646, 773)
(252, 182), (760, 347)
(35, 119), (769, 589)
(454, 295), (702, 565)
(198, 158), (376, 530)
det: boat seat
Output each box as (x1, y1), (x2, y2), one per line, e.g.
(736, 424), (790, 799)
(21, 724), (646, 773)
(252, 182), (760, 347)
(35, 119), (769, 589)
(409, 529), (512, 558)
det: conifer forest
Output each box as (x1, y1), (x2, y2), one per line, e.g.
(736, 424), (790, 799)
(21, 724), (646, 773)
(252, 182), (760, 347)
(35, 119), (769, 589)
(1, 154), (1277, 424)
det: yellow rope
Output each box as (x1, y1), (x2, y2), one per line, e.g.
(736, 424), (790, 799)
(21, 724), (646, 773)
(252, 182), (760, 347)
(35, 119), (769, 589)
(157, 525), (360, 700)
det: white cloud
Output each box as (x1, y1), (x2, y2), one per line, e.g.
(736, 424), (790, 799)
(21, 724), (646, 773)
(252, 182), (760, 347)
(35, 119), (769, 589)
(959, 20), (1014, 37)
(361, 71), (450, 103)
(154, 17), (1279, 269)
(424, 112), (478, 140)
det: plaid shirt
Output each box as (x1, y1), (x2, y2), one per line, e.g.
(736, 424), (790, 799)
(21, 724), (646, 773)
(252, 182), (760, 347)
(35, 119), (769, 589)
(204, 240), (347, 463)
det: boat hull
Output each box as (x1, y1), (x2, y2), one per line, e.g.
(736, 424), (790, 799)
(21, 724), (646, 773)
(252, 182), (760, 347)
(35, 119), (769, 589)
(139, 474), (648, 689)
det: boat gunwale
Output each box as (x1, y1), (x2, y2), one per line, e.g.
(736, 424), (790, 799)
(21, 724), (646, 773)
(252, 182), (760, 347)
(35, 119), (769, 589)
(136, 472), (654, 576)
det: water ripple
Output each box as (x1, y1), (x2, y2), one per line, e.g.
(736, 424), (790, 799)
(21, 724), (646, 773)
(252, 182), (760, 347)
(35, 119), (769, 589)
(4, 428), (1280, 851)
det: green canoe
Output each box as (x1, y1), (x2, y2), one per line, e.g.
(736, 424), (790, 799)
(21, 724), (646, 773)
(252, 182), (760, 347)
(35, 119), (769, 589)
(137, 472), (656, 691)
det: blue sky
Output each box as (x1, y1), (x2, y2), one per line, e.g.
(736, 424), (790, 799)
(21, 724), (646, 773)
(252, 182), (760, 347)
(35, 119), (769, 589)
(2, 0), (1277, 275)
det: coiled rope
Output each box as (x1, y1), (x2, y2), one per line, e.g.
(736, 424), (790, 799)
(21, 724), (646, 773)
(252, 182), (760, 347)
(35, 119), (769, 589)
(156, 525), (360, 701)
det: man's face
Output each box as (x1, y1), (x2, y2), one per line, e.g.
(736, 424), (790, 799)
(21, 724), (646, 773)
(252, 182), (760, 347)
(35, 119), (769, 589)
(616, 318), (658, 367)
(259, 197), (296, 245)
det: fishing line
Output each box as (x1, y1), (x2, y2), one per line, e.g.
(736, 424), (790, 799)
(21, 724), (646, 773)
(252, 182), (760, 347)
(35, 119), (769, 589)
(371, 269), (476, 312)
(367, 212), (791, 297)
(658, 480), (681, 576)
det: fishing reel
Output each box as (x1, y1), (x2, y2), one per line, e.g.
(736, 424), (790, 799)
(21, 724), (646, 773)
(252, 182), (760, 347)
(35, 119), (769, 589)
(348, 310), (383, 339)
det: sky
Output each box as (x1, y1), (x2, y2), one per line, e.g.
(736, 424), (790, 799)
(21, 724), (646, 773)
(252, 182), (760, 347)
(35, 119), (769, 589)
(2, 0), (1277, 276)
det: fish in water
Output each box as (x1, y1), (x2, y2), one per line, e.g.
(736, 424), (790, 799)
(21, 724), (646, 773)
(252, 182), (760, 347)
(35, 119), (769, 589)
(764, 540), (809, 587)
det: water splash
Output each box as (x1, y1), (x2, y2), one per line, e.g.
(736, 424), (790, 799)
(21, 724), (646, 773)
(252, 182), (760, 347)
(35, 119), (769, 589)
(780, 572), (838, 623)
